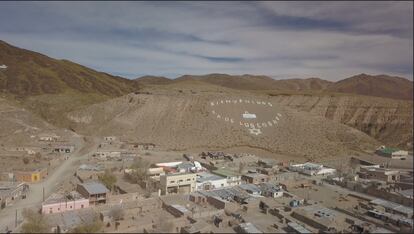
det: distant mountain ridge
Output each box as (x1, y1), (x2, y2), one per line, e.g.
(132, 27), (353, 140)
(136, 73), (412, 100)
(1, 39), (411, 101)
(327, 73), (413, 100)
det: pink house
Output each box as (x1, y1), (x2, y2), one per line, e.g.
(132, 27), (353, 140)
(42, 191), (89, 214)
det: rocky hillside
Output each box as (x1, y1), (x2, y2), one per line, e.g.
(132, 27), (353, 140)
(67, 90), (378, 159)
(0, 40), (142, 127)
(0, 97), (68, 145)
(0, 40), (138, 97)
(270, 94), (413, 149)
(327, 74), (413, 100)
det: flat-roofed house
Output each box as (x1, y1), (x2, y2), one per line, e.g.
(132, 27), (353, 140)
(42, 191), (89, 214)
(212, 168), (242, 186)
(160, 173), (196, 195)
(196, 172), (227, 191)
(14, 168), (48, 183)
(76, 182), (109, 205)
(376, 146), (408, 159)
(258, 183), (283, 198)
(0, 182), (29, 208)
(241, 173), (269, 184)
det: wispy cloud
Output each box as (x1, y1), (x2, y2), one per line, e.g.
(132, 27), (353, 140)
(0, 1), (412, 80)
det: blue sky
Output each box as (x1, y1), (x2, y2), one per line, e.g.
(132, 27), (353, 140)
(0, 1), (412, 80)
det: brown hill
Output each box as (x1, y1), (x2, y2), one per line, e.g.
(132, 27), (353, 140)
(134, 75), (173, 85)
(67, 90), (378, 159)
(176, 74), (277, 90)
(327, 74), (413, 100)
(175, 74), (332, 91)
(0, 40), (141, 127)
(0, 40), (138, 97)
(173, 73), (412, 101)
(270, 94), (413, 150)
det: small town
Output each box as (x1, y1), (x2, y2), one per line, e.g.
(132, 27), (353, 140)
(0, 1), (413, 233)
(1, 134), (412, 233)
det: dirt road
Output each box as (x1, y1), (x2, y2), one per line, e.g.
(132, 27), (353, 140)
(0, 134), (99, 232)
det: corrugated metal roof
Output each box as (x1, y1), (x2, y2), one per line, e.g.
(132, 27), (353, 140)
(239, 222), (262, 233)
(79, 182), (109, 194)
(370, 198), (413, 215)
(287, 222), (312, 234)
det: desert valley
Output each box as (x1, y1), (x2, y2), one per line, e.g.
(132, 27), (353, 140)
(0, 38), (413, 233)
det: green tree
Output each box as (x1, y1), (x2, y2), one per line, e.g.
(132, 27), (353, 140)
(99, 170), (117, 191)
(125, 157), (150, 184)
(21, 209), (49, 233)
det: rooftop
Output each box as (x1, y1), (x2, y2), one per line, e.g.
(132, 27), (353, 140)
(78, 182), (109, 194)
(212, 168), (241, 177)
(377, 147), (399, 154)
(78, 164), (104, 171)
(397, 189), (413, 198)
(170, 204), (189, 213)
(287, 222), (312, 234)
(239, 222), (262, 233)
(43, 191), (86, 205)
(258, 182), (282, 193)
(239, 183), (262, 194)
(370, 198), (413, 215)
(243, 172), (268, 178)
(196, 172), (225, 183)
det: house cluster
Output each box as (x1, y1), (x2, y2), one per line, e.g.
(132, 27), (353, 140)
(0, 182), (29, 209)
(33, 140), (413, 233)
(42, 181), (109, 214)
(375, 145), (409, 159)
(288, 162), (336, 176)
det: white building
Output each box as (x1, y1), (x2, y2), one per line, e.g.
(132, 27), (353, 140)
(39, 134), (59, 142)
(196, 172), (228, 191)
(289, 162), (336, 176)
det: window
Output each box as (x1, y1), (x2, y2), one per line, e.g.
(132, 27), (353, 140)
(186, 179), (191, 181)
(179, 179), (183, 182)
(70, 206), (72, 209)
(221, 184), (224, 187)
(57, 208), (60, 211)
(170, 180), (175, 184)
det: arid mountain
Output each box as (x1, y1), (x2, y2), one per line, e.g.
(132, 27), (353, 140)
(0, 40), (138, 97)
(172, 73), (413, 100)
(0, 96), (69, 145)
(0, 41), (411, 152)
(327, 74), (413, 100)
(176, 74), (278, 90)
(67, 89), (378, 159)
(270, 94), (413, 150)
(0, 40), (141, 127)
(175, 74), (331, 91)
(135, 75), (173, 85)
(274, 78), (333, 91)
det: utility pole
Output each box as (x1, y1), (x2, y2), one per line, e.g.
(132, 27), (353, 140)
(15, 209), (17, 228)
(43, 187), (45, 202)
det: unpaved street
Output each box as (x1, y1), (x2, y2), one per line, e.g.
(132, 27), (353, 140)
(0, 134), (99, 232)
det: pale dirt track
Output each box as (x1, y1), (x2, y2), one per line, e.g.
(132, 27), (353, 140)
(0, 135), (100, 233)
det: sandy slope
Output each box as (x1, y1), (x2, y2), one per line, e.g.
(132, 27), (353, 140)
(67, 90), (378, 159)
